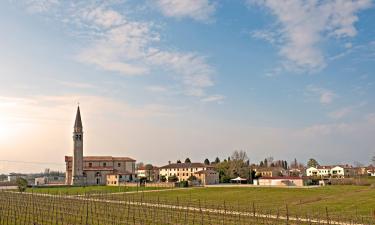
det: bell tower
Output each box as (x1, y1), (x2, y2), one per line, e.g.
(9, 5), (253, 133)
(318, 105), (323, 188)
(72, 105), (84, 185)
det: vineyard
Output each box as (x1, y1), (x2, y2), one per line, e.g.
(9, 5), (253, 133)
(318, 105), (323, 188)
(0, 188), (374, 225)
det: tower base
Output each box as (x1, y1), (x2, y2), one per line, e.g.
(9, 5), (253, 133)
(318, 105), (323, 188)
(72, 176), (86, 186)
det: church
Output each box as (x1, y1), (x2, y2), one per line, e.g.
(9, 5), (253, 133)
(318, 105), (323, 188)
(65, 106), (137, 185)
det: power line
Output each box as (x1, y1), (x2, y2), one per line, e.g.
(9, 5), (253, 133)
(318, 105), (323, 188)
(0, 159), (64, 166)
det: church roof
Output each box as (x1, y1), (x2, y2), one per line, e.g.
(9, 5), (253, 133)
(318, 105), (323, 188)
(65, 156), (136, 162)
(74, 106), (83, 131)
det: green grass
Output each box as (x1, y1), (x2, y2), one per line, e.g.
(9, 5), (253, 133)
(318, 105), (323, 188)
(116, 185), (375, 218)
(26, 185), (168, 195)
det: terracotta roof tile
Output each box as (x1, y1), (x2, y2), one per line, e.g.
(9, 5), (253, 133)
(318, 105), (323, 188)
(65, 156), (135, 162)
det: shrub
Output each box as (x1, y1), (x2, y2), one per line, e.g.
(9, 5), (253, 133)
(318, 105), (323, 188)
(16, 178), (28, 192)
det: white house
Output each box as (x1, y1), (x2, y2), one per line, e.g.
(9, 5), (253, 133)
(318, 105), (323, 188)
(306, 166), (332, 177)
(306, 165), (355, 178)
(7, 173), (27, 182)
(366, 166), (375, 176)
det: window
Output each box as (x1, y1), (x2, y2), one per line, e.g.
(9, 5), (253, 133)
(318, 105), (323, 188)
(103, 162), (107, 167)
(118, 163), (121, 167)
(88, 163), (92, 168)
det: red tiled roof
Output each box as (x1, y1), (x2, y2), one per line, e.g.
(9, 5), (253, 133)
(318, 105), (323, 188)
(259, 176), (303, 180)
(66, 166), (114, 171)
(160, 162), (207, 169)
(317, 166), (333, 169)
(65, 156), (135, 162)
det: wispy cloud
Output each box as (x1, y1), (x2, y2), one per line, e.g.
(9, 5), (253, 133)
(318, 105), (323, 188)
(154, 0), (216, 22)
(306, 85), (337, 105)
(22, 0), (59, 13)
(248, 0), (372, 72)
(328, 107), (353, 119)
(145, 85), (168, 93)
(19, 1), (217, 100)
(200, 94), (225, 103)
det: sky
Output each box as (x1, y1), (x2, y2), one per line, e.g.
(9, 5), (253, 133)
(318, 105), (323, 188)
(0, 0), (375, 173)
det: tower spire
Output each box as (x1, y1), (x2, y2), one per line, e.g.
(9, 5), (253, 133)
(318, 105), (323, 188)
(74, 105), (83, 132)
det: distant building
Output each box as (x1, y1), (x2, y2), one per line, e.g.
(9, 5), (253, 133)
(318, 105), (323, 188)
(7, 173), (27, 182)
(366, 165), (375, 176)
(65, 106), (136, 185)
(306, 165), (356, 178)
(159, 162), (219, 185)
(35, 175), (68, 186)
(254, 177), (304, 187)
(137, 166), (160, 182)
(255, 167), (288, 177)
(106, 172), (136, 186)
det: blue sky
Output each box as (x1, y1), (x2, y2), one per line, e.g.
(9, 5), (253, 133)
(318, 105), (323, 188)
(0, 0), (374, 173)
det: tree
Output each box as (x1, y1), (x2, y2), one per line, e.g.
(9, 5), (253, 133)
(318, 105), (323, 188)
(204, 158), (210, 165)
(307, 158), (319, 168)
(214, 157), (220, 164)
(168, 175), (178, 182)
(229, 150), (250, 179)
(215, 160), (231, 183)
(160, 175), (167, 182)
(144, 164), (153, 181)
(176, 160), (181, 164)
(0, 174), (7, 182)
(16, 177), (27, 192)
(187, 175), (197, 181)
(259, 161), (264, 167)
(184, 158), (191, 163)
(136, 162), (144, 169)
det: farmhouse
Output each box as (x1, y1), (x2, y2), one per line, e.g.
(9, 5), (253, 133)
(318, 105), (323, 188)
(255, 167), (288, 177)
(254, 177), (304, 187)
(306, 165), (356, 178)
(159, 162), (219, 185)
(137, 165), (160, 182)
(65, 106), (136, 185)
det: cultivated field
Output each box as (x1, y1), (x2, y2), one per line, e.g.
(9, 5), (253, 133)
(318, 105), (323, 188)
(25, 185), (168, 195)
(1, 185), (374, 224)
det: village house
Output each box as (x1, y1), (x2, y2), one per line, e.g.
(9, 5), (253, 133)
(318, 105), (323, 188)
(106, 172), (136, 186)
(306, 165), (356, 178)
(65, 106), (137, 185)
(366, 166), (375, 176)
(255, 167), (288, 177)
(7, 173), (27, 182)
(254, 176), (305, 187)
(159, 162), (219, 185)
(137, 166), (160, 182)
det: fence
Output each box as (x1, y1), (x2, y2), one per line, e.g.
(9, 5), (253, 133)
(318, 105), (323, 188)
(0, 190), (374, 225)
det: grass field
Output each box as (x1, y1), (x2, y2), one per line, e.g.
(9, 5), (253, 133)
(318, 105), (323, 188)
(106, 185), (375, 218)
(25, 185), (169, 195)
(2, 185), (375, 224)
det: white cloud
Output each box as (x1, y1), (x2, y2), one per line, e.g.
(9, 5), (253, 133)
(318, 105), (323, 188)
(145, 85), (168, 93)
(23, 0), (59, 13)
(248, 0), (372, 71)
(306, 85), (337, 105)
(300, 123), (353, 136)
(146, 49), (214, 96)
(154, 0), (216, 22)
(72, 4), (215, 99)
(328, 107), (352, 119)
(200, 94), (225, 103)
